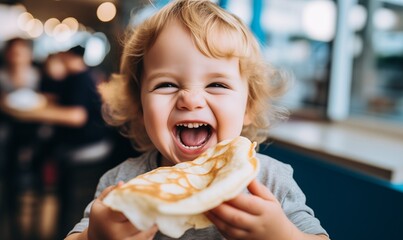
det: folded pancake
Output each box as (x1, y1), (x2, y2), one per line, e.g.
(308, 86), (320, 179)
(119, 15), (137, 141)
(103, 136), (259, 238)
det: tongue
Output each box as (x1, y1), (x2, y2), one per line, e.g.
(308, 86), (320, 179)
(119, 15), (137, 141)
(180, 127), (209, 147)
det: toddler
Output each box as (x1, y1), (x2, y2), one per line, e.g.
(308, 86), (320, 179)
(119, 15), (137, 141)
(66, 1), (329, 239)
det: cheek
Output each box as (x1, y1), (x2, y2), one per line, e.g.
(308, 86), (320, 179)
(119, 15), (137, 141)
(215, 98), (248, 131)
(141, 95), (154, 131)
(142, 100), (159, 126)
(142, 108), (161, 145)
(141, 96), (171, 133)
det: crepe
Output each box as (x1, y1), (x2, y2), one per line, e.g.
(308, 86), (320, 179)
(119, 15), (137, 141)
(103, 136), (259, 238)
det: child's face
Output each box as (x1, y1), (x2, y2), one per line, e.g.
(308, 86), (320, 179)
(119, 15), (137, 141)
(141, 20), (250, 166)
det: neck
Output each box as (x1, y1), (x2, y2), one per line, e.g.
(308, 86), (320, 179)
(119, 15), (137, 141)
(157, 153), (174, 167)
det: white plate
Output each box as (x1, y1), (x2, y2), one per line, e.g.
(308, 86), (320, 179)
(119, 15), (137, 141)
(5, 88), (46, 111)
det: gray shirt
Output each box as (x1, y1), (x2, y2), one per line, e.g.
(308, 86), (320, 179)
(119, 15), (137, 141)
(69, 150), (328, 239)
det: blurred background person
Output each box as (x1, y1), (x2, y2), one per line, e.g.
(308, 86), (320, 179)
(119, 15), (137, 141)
(0, 37), (44, 240)
(29, 46), (114, 239)
(0, 38), (40, 93)
(0, 45), (115, 240)
(0, 37), (41, 164)
(37, 45), (138, 239)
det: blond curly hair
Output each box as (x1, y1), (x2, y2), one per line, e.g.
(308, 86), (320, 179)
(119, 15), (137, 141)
(98, 0), (287, 152)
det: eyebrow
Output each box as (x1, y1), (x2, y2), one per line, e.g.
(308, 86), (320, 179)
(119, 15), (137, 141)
(144, 70), (236, 84)
(205, 72), (232, 79)
(206, 70), (243, 83)
(144, 72), (177, 83)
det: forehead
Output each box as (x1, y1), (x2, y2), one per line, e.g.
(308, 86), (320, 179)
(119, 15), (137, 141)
(143, 20), (241, 77)
(146, 20), (191, 57)
(148, 13), (248, 57)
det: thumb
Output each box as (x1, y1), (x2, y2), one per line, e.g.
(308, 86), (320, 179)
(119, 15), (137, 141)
(134, 225), (159, 240)
(97, 185), (116, 201)
(98, 181), (124, 201)
(95, 182), (129, 223)
(247, 179), (276, 201)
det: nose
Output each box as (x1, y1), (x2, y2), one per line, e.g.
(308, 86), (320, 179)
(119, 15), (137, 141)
(176, 90), (206, 111)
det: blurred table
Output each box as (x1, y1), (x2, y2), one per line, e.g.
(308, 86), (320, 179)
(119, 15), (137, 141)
(268, 120), (403, 184)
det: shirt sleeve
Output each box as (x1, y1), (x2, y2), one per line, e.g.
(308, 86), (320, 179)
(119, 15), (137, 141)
(257, 153), (328, 237)
(281, 174), (328, 236)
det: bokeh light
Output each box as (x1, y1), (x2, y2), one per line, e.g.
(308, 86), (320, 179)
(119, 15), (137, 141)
(302, 0), (336, 42)
(44, 18), (60, 36)
(97, 2), (116, 22)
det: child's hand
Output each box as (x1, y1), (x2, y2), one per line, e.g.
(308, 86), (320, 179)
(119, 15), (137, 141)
(87, 183), (158, 240)
(205, 179), (300, 240)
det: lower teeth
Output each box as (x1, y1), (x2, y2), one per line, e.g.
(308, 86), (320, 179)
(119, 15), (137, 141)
(181, 143), (203, 149)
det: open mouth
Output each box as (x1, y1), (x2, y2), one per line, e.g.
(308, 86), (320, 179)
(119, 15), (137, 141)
(175, 123), (212, 149)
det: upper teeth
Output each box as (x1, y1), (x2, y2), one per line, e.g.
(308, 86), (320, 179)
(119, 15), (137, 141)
(176, 123), (207, 128)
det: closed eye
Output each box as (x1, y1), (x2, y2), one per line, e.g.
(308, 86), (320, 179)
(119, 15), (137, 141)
(154, 82), (178, 89)
(152, 82), (179, 94)
(207, 82), (229, 89)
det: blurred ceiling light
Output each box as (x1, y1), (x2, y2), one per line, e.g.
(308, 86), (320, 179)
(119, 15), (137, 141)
(84, 32), (109, 66)
(62, 17), (79, 34)
(44, 18), (60, 36)
(373, 8), (398, 30)
(302, 0), (336, 42)
(26, 18), (43, 38)
(349, 5), (367, 32)
(53, 23), (72, 42)
(0, 4), (26, 40)
(17, 12), (34, 31)
(12, 4), (26, 12)
(78, 23), (87, 32)
(97, 2), (116, 22)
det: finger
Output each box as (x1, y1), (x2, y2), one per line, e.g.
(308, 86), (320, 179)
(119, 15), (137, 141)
(225, 193), (263, 215)
(96, 183), (130, 222)
(91, 197), (129, 223)
(98, 181), (125, 201)
(247, 179), (276, 201)
(129, 225), (158, 240)
(206, 211), (250, 239)
(97, 185), (117, 201)
(113, 221), (141, 236)
(109, 210), (130, 223)
(208, 203), (254, 230)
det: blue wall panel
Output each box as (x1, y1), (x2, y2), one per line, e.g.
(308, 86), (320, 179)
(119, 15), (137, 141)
(260, 143), (403, 240)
